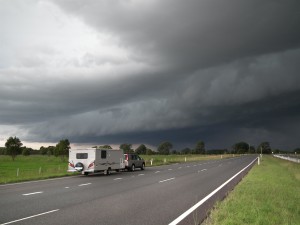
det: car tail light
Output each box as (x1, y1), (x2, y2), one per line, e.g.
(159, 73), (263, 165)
(88, 161), (95, 169)
(125, 154), (128, 160)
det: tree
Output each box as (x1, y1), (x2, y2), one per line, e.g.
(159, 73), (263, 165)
(120, 143), (134, 153)
(157, 141), (173, 155)
(232, 142), (250, 154)
(54, 139), (70, 160)
(194, 141), (205, 154)
(5, 136), (23, 161)
(135, 144), (147, 155)
(257, 142), (272, 154)
(22, 147), (31, 156)
(146, 148), (155, 155)
(181, 147), (192, 154)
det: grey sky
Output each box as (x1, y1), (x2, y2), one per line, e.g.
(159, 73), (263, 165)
(1, 0), (300, 150)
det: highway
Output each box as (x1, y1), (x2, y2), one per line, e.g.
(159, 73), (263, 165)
(0, 155), (257, 225)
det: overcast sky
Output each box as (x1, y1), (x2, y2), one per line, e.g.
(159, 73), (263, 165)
(1, 0), (300, 151)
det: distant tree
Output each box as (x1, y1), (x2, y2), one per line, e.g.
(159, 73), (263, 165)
(22, 147), (31, 156)
(120, 143), (134, 153)
(0, 147), (6, 155)
(40, 146), (47, 155)
(54, 139), (70, 160)
(146, 148), (155, 155)
(135, 144), (147, 155)
(5, 136), (23, 161)
(157, 141), (172, 155)
(181, 147), (192, 154)
(99, 145), (112, 149)
(232, 142), (250, 154)
(194, 141), (205, 154)
(257, 142), (272, 154)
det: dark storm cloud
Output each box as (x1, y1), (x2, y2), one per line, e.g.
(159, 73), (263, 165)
(1, 0), (300, 150)
(54, 0), (300, 69)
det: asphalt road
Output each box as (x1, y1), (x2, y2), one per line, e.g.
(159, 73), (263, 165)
(0, 155), (257, 225)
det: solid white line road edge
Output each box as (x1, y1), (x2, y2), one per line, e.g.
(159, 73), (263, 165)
(168, 157), (258, 225)
(0, 209), (59, 225)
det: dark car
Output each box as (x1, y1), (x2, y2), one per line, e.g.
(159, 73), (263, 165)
(124, 153), (145, 171)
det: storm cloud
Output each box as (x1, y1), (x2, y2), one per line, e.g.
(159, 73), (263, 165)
(1, 0), (300, 150)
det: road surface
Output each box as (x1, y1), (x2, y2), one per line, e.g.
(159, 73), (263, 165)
(0, 155), (257, 225)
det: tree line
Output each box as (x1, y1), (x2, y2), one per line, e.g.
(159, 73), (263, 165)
(1, 136), (300, 161)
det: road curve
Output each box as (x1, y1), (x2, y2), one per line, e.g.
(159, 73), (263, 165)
(0, 155), (257, 225)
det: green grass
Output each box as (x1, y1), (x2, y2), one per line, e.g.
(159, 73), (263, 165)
(204, 156), (300, 225)
(0, 155), (74, 184)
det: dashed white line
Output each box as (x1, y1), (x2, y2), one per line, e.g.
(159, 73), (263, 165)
(178, 167), (182, 169)
(114, 178), (123, 180)
(65, 187), (70, 189)
(159, 177), (175, 183)
(1, 209), (59, 225)
(78, 183), (91, 186)
(138, 174), (145, 176)
(155, 171), (161, 173)
(22, 192), (43, 196)
(201, 169), (207, 172)
(168, 169), (173, 171)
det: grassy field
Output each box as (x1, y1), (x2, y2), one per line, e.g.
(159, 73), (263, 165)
(0, 155), (72, 184)
(0, 154), (234, 184)
(204, 155), (300, 225)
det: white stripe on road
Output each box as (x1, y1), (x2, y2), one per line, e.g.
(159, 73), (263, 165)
(159, 177), (175, 183)
(138, 174), (145, 176)
(201, 169), (207, 172)
(0, 209), (59, 225)
(168, 157), (258, 225)
(155, 171), (160, 173)
(22, 191), (43, 196)
(78, 183), (91, 186)
(114, 178), (123, 180)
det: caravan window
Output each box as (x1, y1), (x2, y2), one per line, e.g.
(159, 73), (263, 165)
(76, 153), (88, 159)
(101, 150), (107, 159)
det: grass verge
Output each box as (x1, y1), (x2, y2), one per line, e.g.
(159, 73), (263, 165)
(204, 155), (300, 225)
(0, 155), (74, 184)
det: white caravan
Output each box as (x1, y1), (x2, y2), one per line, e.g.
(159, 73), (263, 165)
(68, 148), (125, 175)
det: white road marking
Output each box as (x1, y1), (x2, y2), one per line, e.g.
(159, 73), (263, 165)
(22, 192), (43, 196)
(168, 157), (258, 225)
(178, 167), (182, 169)
(1, 209), (59, 225)
(65, 187), (70, 189)
(159, 177), (175, 183)
(114, 178), (123, 180)
(201, 169), (207, 172)
(138, 174), (145, 176)
(186, 166), (190, 168)
(155, 171), (160, 173)
(193, 165), (197, 167)
(168, 169), (173, 171)
(78, 183), (91, 186)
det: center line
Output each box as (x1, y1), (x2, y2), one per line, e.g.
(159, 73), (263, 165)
(159, 177), (175, 183)
(78, 183), (91, 186)
(22, 191), (43, 196)
(201, 169), (207, 172)
(114, 178), (123, 180)
(155, 171), (160, 173)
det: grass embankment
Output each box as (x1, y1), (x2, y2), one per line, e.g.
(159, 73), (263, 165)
(0, 155), (71, 184)
(205, 155), (300, 225)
